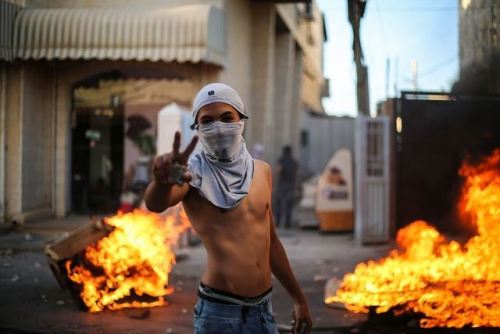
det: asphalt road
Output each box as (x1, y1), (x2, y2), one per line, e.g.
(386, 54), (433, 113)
(0, 227), (391, 333)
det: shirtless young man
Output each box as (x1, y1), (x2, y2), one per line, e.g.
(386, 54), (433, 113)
(145, 83), (312, 334)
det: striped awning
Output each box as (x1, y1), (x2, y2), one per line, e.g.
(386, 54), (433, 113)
(13, 4), (226, 65)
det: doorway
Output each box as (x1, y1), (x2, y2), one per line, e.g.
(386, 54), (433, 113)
(71, 107), (124, 214)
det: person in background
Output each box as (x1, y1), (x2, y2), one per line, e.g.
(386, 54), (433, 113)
(251, 142), (265, 159)
(145, 83), (312, 334)
(275, 145), (299, 229)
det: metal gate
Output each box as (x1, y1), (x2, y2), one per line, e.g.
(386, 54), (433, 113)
(354, 115), (391, 244)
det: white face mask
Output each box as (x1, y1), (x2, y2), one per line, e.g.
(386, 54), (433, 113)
(196, 121), (244, 161)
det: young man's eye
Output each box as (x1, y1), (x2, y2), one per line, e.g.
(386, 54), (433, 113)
(200, 118), (214, 124)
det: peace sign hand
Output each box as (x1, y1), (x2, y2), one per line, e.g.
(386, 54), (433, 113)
(152, 131), (198, 187)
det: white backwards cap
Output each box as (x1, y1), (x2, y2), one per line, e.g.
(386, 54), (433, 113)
(191, 83), (248, 129)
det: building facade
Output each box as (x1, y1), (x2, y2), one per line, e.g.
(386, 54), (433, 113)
(457, 0), (500, 93)
(0, 0), (326, 222)
(459, 0), (500, 71)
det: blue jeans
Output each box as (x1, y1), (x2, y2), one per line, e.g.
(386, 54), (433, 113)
(193, 297), (278, 334)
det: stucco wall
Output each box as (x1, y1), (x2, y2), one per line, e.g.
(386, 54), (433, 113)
(290, 45), (303, 158)
(21, 62), (54, 212)
(218, 0), (252, 123)
(4, 64), (22, 220)
(459, 0), (500, 70)
(249, 3), (276, 163)
(0, 62), (55, 222)
(272, 30), (294, 163)
(300, 114), (355, 178)
(0, 64), (6, 222)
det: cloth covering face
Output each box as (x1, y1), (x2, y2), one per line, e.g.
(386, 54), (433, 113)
(197, 121), (244, 161)
(188, 139), (254, 209)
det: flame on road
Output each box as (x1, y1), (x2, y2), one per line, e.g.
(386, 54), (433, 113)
(66, 206), (190, 312)
(326, 149), (500, 328)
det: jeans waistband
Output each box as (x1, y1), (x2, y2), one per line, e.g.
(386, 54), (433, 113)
(198, 282), (272, 306)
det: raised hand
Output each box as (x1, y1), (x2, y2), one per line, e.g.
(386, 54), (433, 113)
(152, 131), (198, 187)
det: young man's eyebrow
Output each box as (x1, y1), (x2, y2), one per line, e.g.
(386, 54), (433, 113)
(220, 111), (235, 117)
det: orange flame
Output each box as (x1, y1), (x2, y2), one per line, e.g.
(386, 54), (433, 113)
(65, 205), (191, 312)
(326, 149), (500, 328)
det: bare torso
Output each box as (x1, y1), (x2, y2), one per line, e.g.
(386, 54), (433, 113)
(182, 159), (273, 297)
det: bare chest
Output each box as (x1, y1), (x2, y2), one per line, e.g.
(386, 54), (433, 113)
(183, 171), (271, 230)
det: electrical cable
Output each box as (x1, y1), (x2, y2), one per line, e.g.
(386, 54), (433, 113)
(322, 6), (490, 13)
(418, 55), (458, 78)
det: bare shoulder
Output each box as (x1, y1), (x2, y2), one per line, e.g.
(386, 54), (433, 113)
(254, 159), (271, 175)
(253, 159), (272, 189)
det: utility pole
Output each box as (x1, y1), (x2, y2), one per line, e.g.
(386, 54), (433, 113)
(393, 57), (399, 97)
(385, 58), (390, 99)
(348, 0), (370, 115)
(411, 59), (418, 91)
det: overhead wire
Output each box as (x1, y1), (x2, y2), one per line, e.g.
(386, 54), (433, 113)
(322, 5), (489, 13)
(418, 55), (459, 78)
(399, 55), (458, 83)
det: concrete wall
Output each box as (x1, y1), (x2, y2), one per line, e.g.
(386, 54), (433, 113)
(290, 45), (303, 159)
(298, 2), (325, 79)
(459, 0), (500, 71)
(3, 63), (22, 221)
(277, 1), (325, 93)
(275, 4), (305, 52)
(21, 62), (54, 213)
(0, 63), (6, 222)
(0, 62), (55, 223)
(249, 3), (276, 163)
(300, 113), (355, 178)
(272, 28), (294, 163)
(219, 0), (252, 114)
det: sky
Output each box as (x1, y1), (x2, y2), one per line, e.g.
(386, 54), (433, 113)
(317, 0), (459, 116)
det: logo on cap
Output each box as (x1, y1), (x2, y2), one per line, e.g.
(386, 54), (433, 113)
(208, 90), (215, 96)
